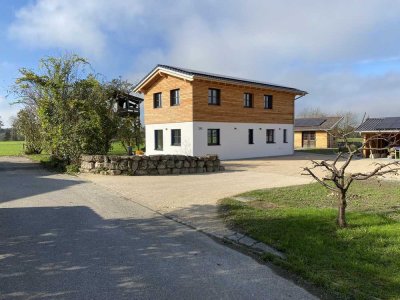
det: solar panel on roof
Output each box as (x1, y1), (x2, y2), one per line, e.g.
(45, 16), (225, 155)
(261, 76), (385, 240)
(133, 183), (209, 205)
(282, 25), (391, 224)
(295, 118), (326, 127)
(376, 117), (400, 130)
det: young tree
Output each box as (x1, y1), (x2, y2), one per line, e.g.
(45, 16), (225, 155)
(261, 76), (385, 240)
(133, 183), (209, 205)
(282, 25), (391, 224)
(303, 133), (400, 227)
(14, 108), (43, 154)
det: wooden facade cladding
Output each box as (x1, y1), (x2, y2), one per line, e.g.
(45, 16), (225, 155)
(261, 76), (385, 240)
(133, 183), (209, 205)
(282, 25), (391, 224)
(143, 73), (297, 125)
(315, 131), (329, 148)
(192, 79), (295, 124)
(143, 75), (193, 125)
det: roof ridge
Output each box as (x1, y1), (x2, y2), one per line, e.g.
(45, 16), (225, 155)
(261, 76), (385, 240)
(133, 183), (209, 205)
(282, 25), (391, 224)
(154, 64), (306, 95)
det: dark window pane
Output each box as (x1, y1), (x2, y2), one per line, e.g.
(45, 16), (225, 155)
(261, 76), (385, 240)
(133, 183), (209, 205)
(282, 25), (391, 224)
(266, 129), (275, 143)
(248, 129), (254, 144)
(207, 129), (220, 145)
(155, 130), (163, 150)
(208, 88), (220, 105)
(244, 93), (253, 107)
(170, 89), (180, 106)
(153, 93), (162, 108)
(264, 95), (273, 109)
(171, 129), (181, 146)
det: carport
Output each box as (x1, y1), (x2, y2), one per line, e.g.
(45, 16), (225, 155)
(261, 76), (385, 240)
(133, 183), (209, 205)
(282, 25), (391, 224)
(356, 117), (400, 158)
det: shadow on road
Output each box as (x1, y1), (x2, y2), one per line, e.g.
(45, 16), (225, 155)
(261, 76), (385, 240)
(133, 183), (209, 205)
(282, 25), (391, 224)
(0, 160), (85, 204)
(0, 206), (211, 298)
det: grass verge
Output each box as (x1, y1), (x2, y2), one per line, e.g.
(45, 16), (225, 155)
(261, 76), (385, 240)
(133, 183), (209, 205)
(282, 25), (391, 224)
(0, 141), (24, 156)
(220, 180), (400, 299)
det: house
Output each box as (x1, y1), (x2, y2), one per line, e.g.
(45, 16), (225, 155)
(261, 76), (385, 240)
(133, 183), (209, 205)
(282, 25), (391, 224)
(355, 117), (400, 158)
(294, 117), (343, 149)
(133, 65), (307, 160)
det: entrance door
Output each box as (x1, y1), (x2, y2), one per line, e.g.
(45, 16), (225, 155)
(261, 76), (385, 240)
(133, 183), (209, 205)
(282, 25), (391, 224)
(302, 131), (316, 148)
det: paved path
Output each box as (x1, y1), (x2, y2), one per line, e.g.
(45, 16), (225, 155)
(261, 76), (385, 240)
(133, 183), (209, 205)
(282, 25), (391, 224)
(0, 157), (317, 300)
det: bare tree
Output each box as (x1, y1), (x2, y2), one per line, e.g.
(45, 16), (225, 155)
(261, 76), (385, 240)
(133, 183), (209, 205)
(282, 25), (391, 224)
(297, 107), (327, 118)
(303, 133), (400, 227)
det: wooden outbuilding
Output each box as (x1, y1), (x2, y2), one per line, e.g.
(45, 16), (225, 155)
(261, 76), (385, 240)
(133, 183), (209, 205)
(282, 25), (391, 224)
(355, 117), (400, 158)
(294, 117), (343, 149)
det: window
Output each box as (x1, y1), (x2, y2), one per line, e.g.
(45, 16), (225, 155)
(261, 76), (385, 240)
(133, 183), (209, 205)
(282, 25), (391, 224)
(264, 95), (273, 109)
(208, 88), (220, 105)
(244, 93), (253, 108)
(153, 92), (162, 108)
(154, 130), (163, 150)
(266, 129), (275, 143)
(171, 129), (181, 146)
(208, 129), (220, 145)
(283, 129), (288, 143)
(170, 89), (180, 106)
(248, 129), (254, 144)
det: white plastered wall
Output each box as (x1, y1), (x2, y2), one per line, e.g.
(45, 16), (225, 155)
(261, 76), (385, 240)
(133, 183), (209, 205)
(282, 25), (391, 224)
(145, 121), (294, 160)
(192, 122), (294, 160)
(145, 122), (194, 156)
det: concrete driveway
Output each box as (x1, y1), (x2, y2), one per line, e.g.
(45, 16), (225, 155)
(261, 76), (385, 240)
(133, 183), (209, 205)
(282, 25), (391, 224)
(0, 156), (317, 299)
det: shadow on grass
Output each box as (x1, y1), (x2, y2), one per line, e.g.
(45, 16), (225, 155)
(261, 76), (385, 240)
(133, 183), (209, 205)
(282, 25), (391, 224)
(220, 200), (400, 299)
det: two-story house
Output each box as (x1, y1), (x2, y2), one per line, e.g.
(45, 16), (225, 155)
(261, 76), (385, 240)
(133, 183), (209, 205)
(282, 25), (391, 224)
(133, 65), (307, 160)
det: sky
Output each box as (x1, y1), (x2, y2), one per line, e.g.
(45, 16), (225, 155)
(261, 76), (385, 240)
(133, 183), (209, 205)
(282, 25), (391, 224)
(1, 0), (400, 126)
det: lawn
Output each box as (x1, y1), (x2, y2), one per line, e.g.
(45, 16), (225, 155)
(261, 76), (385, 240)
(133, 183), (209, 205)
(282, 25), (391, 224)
(0, 140), (130, 157)
(0, 141), (24, 156)
(220, 180), (400, 299)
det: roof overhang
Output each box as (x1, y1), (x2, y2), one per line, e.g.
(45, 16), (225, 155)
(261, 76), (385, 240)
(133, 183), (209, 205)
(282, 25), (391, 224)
(193, 75), (307, 96)
(133, 66), (194, 93)
(357, 130), (400, 134)
(134, 65), (307, 96)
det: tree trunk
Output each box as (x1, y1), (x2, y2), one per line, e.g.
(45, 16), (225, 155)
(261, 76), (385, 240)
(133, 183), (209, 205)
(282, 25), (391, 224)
(337, 192), (347, 227)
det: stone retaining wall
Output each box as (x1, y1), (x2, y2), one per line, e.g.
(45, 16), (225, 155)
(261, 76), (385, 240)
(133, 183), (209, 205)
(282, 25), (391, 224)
(80, 154), (225, 176)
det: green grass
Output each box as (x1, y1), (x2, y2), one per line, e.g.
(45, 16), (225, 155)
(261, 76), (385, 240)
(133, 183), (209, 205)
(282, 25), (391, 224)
(0, 140), (132, 157)
(295, 148), (339, 155)
(220, 180), (400, 299)
(0, 141), (24, 156)
(108, 141), (128, 155)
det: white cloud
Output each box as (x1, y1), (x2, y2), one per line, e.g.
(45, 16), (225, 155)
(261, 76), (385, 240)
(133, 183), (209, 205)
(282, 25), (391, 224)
(0, 96), (21, 127)
(8, 0), (144, 57)
(7, 0), (400, 117)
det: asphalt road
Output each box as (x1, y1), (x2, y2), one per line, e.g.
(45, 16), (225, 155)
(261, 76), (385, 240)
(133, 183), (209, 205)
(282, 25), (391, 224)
(0, 157), (317, 300)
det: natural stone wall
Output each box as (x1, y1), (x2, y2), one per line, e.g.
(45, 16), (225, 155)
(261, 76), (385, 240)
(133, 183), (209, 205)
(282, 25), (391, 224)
(80, 154), (225, 176)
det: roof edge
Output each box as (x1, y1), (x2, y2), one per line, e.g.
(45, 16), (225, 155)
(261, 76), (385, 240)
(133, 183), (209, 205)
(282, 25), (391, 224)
(134, 64), (307, 95)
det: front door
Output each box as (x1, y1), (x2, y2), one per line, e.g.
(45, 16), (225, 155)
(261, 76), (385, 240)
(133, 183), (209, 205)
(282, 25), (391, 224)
(302, 131), (316, 148)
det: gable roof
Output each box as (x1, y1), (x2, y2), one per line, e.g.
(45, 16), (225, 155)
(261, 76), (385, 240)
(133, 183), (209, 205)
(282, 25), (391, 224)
(356, 117), (400, 132)
(294, 117), (343, 131)
(133, 64), (307, 96)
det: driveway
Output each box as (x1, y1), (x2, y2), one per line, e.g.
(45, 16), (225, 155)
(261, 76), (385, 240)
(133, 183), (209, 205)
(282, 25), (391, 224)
(0, 156), (316, 299)
(81, 152), (399, 238)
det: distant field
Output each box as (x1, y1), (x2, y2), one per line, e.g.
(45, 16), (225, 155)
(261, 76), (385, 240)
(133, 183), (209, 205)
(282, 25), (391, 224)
(0, 140), (132, 157)
(0, 141), (24, 156)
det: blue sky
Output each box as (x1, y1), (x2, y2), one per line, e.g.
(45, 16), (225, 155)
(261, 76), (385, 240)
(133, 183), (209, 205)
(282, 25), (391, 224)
(2, 0), (400, 126)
